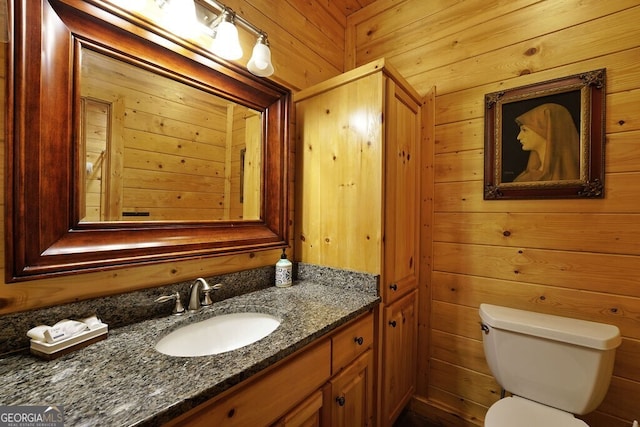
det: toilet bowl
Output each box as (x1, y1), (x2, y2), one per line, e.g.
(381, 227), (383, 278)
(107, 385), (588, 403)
(479, 304), (621, 427)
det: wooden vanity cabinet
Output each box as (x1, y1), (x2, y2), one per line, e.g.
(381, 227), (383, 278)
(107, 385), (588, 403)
(164, 312), (374, 427)
(294, 58), (421, 427)
(164, 339), (331, 427)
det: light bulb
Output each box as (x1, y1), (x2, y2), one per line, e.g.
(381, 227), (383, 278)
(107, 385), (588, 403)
(162, 0), (198, 38)
(120, 0), (147, 12)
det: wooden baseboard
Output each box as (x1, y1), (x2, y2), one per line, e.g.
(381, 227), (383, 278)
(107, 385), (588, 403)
(407, 396), (483, 427)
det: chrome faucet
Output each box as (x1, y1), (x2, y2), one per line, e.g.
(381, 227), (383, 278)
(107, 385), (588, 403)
(188, 278), (222, 312)
(188, 278), (206, 312)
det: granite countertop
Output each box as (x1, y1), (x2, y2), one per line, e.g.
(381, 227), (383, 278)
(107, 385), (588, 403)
(0, 280), (379, 426)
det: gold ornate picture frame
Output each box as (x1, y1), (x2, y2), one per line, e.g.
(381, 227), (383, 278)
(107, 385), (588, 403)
(484, 69), (606, 200)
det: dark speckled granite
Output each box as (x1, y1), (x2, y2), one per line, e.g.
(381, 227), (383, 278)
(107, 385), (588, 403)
(0, 264), (379, 426)
(297, 263), (380, 293)
(0, 267), (278, 355)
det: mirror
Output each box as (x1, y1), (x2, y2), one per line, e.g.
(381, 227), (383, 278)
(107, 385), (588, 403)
(6, 0), (289, 281)
(79, 48), (262, 222)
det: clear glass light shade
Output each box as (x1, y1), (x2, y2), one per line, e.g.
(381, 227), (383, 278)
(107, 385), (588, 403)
(211, 20), (243, 60)
(247, 40), (274, 77)
(163, 0), (199, 38)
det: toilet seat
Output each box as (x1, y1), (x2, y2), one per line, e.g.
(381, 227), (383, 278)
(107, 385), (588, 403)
(485, 396), (589, 427)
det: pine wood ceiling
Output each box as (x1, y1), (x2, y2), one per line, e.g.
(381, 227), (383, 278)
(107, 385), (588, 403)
(333, 0), (378, 17)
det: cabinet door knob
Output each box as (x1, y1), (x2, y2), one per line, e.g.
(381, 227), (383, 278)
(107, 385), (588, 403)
(389, 283), (398, 291)
(354, 336), (364, 345)
(336, 395), (346, 406)
(389, 320), (397, 328)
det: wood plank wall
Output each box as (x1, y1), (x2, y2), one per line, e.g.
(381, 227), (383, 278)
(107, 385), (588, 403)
(346, 0), (640, 426)
(0, 0), (345, 314)
(82, 98), (110, 220)
(82, 49), (231, 221)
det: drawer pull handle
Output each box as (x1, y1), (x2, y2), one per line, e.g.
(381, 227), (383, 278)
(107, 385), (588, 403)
(354, 336), (364, 345)
(336, 396), (346, 406)
(389, 320), (397, 328)
(389, 283), (398, 291)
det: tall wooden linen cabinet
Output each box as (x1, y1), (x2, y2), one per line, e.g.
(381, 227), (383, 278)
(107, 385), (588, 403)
(294, 59), (421, 427)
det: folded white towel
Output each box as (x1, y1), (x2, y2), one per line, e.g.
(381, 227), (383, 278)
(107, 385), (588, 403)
(48, 319), (89, 342)
(80, 315), (102, 330)
(27, 320), (89, 343)
(26, 325), (50, 342)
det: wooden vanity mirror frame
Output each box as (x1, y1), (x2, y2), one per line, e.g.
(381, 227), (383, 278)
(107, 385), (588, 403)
(6, 0), (290, 281)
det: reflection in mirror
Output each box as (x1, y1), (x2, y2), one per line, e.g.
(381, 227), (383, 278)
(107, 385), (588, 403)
(79, 48), (262, 222)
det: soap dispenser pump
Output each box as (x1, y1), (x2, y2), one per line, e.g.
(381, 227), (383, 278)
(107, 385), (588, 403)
(275, 249), (292, 287)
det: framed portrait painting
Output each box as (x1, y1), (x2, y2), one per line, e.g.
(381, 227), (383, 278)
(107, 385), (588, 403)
(484, 69), (606, 199)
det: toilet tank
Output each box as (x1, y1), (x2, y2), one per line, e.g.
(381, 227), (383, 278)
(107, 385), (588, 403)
(479, 304), (621, 415)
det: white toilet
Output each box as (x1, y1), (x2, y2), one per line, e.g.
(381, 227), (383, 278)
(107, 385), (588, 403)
(479, 303), (621, 427)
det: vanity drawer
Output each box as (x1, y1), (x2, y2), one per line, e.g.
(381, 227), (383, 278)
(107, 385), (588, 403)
(331, 312), (374, 373)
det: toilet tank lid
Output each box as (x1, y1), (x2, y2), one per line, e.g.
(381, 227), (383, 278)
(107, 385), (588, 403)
(479, 304), (621, 350)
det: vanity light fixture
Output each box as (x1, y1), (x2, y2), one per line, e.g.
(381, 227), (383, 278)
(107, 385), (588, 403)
(203, 0), (274, 76)
(152, 0), (275, 77)
(145, 0), (274, 77)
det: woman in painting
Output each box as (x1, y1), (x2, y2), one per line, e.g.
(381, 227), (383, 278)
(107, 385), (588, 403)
(513, 103), (580, 182)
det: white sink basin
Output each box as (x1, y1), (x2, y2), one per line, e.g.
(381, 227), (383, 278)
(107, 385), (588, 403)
(155, 312), (281, 357)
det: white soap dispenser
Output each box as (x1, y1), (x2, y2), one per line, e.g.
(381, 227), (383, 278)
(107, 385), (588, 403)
(275, 249), (292, 287)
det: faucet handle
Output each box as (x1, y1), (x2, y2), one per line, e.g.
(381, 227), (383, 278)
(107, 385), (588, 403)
(203, 283), (223, 305)
(204, 283), (223, 305)
(155, 292), (185, 315)
(196, 278), (222, 306)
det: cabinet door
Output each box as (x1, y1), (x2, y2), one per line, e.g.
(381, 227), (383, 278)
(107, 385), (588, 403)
(273, 390), (323, 427)
(325, 349), (374, 427)
(383, 79), (421, 305)
(295, 72), (384, 275)
(382, 290), (418, 426)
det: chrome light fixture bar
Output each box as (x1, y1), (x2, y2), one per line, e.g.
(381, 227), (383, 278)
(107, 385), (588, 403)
(156, 0), (274, 77)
